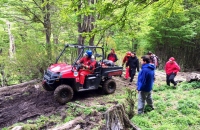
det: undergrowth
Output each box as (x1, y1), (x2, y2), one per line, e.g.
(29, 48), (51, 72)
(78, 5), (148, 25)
(132, 81), (200, 130)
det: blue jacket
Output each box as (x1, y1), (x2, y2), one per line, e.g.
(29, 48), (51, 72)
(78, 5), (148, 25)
(137, 63), (155, 92)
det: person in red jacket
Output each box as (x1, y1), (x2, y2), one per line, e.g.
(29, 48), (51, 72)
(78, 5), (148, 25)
(77, 50), (96, 89)
(122, 51), (131, 79)
(165, 57), (180, 87)
(107, 48), (118, 63)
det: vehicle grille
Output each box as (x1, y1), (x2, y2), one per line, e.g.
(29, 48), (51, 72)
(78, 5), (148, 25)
(46, 70), (52, 77)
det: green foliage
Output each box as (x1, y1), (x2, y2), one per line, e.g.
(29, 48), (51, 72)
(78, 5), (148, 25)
(130, 78), (200, 130)
(64, 116), (74, 123)
(154, 102), (167, 114)
(156, 125), (178, 130)
(93, 106), (107, 112)
(145, 0), (200, 70)
(147, 111), (163, 123)
(22, 124), (37, 130)
(177, 100), (199, 115)
(162, 109), (179, 118)
(173, 116), (195, 127)
(14, 43), (52, 80)
(1, 128), (8, 130)
(153, 84), (168, 92)
(7, 114), (62, 129)
(125, 88), (137, 118)
(34, 115), (49, 127)
(179, 81), (200, 90)
(83, 108), (93, 115)
(132, 116), (153, 129)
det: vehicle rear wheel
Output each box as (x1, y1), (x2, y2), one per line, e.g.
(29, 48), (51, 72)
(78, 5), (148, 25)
(54, 85), (74, 104)
(103, 79), (116, 94)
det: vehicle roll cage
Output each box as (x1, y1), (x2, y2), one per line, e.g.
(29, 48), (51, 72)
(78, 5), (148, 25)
(55, 44), (104, 71)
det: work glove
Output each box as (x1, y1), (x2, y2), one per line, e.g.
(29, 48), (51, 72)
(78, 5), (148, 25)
(81, 64), (85, 68)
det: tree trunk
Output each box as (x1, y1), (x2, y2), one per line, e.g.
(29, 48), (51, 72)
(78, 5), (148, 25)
(6, 21), (15, 58)
(103, 104), (140, 130)
(77, 0), (96, 46)
(42, 0), (52, 59)
(43, 0), (51, 44)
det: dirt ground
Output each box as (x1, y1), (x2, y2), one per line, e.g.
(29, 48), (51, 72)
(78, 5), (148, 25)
(0, 71), (193, 129)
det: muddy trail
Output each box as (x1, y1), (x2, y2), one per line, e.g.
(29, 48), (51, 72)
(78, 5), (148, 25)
(0, 81), (115, 128)
(0, 71), (189, 129)
(0, 81), (60, 128)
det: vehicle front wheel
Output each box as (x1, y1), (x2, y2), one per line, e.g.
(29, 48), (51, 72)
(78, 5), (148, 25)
(103, 79), (116, 94)
(54, 85), (74, 104)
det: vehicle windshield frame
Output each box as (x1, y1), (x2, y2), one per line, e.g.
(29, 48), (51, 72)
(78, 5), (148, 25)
(55, 44), (104, 70)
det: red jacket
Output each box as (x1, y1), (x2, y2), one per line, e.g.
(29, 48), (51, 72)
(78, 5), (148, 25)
(122, 56), (129, 64)
(107, 53), (118, 62)
(165, 61), (180, 75)
(79, 57), (96, 70)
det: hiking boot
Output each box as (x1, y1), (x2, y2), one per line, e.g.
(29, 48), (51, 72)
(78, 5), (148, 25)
(173, 84), (177, 88)
(144, 105), (154, 113)
(150, 106), (154, 110)
(124, 77), (128, 80)
(173, 82), (177, 88)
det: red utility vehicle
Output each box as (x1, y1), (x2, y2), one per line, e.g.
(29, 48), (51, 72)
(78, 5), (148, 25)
(42, 44), (123, 104)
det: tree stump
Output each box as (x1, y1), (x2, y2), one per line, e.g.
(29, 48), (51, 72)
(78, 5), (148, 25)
(103, 104), (140, 130)
(186, 73), (200, 82)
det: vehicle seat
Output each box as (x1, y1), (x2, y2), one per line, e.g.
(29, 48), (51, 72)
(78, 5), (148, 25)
(102, 59), (114, 66)
(94, 61), (101, 73)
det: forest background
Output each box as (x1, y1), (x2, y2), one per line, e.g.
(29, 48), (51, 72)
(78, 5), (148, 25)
(0, 0), (200, 87)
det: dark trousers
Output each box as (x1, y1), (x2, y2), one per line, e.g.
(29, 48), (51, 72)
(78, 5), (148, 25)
(129, 68), (136, 82)
(166, 73), (177, 86)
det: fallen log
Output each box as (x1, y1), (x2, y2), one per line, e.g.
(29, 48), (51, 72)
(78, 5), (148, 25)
(71, 124), (81, 130)
(103, 104), (140, 130)
(49, 116), (85, 130)
(0, 79), (38, 92)
(186, 73), (200, 82)
(11, 126), (23, 130)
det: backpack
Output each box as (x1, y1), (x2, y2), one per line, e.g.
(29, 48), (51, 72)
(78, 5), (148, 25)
(153, 54), (160, 68)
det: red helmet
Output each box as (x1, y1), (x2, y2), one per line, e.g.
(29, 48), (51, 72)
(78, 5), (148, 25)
(126, 51), (131, 56)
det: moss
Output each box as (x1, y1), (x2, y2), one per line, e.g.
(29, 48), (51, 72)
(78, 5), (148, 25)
(23, 124), (37, 130)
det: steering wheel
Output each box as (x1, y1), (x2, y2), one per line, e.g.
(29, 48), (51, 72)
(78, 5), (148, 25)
(74, 64), (83, 71)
